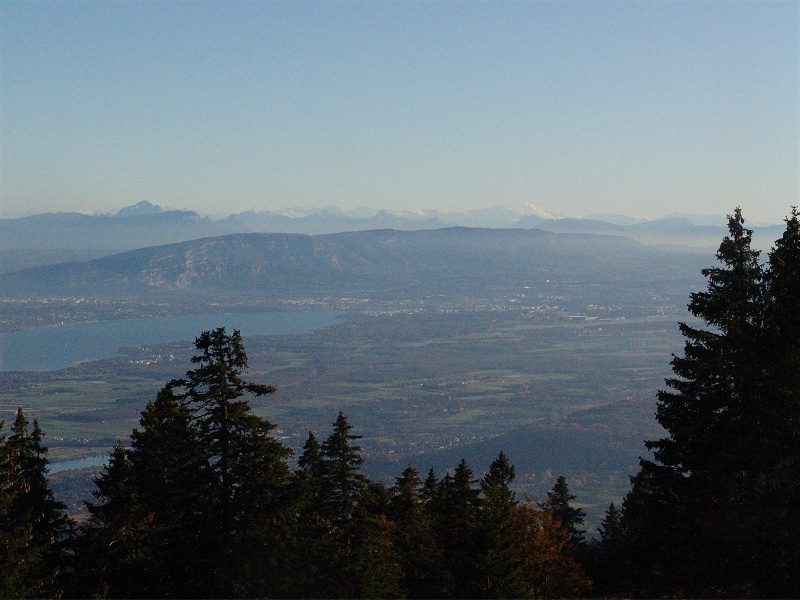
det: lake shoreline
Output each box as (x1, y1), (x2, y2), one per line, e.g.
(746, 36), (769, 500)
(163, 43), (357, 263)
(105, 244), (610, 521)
(0, 309), (345, 372)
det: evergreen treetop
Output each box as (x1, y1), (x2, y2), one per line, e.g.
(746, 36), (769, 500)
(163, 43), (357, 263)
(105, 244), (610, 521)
(0, 409), (73, 598)
(619, 208), (800, 597)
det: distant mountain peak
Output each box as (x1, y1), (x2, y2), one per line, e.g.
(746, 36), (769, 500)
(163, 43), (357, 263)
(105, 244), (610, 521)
(521, 204), (558, 219)
(114, 200), (163, 218)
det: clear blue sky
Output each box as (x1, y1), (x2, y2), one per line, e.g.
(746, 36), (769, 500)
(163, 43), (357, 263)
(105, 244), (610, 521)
(1, 0), (797, 223)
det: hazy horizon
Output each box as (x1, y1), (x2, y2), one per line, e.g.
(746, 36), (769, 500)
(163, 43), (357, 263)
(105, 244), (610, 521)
(1, 198), (786, 227)
(2, 1), (797, 224)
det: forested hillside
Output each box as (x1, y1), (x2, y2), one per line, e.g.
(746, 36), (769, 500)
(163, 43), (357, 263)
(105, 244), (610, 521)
(1, 208), (798, 598)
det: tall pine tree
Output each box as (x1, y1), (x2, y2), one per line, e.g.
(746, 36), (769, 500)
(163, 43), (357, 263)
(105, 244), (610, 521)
(79, 329), (293, 598)
(290, 413), (401, 598)
(620, 208), (800, 596)
(429, 459), (482, 598)
(78, 444), (147, 598)
(478, 452), (526, 599)
(0, 409), (73, 598)
(388, 465), (439, 598)
(168, 328), (292, 597)
(538, 475), (586, 548)
(752, 206), (800, 597)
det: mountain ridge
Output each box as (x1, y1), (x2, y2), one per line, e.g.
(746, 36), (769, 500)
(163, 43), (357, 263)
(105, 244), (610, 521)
(1, 203), (784, 275)
(0, 227), (706, 300)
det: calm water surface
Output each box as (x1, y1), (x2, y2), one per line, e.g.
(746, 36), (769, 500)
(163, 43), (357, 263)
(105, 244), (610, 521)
(48, 455), (107, 474)
(0, 310), (343, 372)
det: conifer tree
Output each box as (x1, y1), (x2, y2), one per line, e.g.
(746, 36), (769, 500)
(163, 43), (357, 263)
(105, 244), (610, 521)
(79, 391), (214, 598)
(598, 502), (622, 542)
(298, 430), (323, 473)
(538, 475), (586, 547)
(318, 413), (400, 598)
(422, 467), (438, 504)
(166, 328), (292, 597)
(133, 388), (213, 596)
(319, 412), (368, 527)
(650, 208), (764, 482)
(753, 206), (800, 597)
(389, 465), (439, 598)
(430, 459), (482, 598)
(763, 208), (800, 469)
(80, 329), (292, 598)
(282, 431), (329, 598)
(168, 329), (282, 515)
(294, 413), (401, 598)
(78, 444), (146, 598)
(349, 480), (402, 599)
(0, 418), (24, 597)
(478, 452), (526, 598)
(588, 502), (624, 595)
(0, 409), (73, 598)
(620, 208), (800, 596)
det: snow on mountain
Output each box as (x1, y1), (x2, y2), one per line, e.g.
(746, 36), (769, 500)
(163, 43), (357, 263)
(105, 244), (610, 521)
(113, 200), (164, 217)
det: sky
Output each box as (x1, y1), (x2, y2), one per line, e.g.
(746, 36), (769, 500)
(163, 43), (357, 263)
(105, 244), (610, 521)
(1, 1), (798, 223)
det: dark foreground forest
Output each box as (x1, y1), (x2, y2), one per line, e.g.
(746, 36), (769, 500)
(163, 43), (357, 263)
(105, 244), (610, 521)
(1, 208), (798, 598)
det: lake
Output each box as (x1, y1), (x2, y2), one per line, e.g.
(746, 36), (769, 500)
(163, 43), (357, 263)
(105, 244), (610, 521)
(0, 310), (343, 372)
(47, 455), (107, 474)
